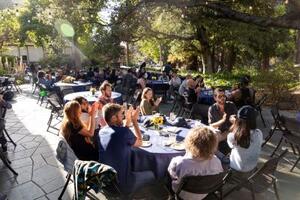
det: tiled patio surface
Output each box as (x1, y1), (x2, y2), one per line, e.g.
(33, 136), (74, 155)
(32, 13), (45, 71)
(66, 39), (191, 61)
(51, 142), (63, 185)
(0, 84), (300, 200)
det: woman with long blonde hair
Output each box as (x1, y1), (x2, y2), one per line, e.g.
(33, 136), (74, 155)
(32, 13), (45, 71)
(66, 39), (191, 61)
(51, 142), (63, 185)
(61, 100), (99, 161)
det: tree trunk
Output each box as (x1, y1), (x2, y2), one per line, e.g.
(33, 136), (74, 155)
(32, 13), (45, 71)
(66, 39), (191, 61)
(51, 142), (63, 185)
(261, 54), (270, 69)
(227, 45), (236, 72)
(296, 31), (300, 64)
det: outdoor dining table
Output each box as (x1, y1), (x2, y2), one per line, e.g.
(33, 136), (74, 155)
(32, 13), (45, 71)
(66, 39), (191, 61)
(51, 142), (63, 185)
(131, 119), (201, 178)
(54, 81), (93, 92)
(63, 91), (123, 104)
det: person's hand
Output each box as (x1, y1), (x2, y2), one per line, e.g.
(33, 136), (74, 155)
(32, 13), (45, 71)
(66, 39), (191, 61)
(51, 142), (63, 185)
(131, 106), (140, 123)
(155, 97), (162, 105)
(125, 106), (133, 126)
(89, 102), (99, 116)
(229, 115), (236, 124)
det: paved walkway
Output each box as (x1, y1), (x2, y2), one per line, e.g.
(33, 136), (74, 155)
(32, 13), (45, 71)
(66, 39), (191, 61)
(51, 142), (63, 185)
(0, 84), (299, 200)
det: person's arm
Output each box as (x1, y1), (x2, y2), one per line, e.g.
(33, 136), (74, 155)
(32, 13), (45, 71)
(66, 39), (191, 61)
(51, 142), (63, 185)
(210, 113), (227, 129)
(79, 103), (99, 137)
(126, 106), (142, 147)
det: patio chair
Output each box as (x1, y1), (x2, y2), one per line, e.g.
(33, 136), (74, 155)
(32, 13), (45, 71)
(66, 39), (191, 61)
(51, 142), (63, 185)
(36, 83), (48, 106)
(179, 94), (195, 119)
(47, 93), (64, 133)
(56, 137), (122, 200)
(1, 107), (17, 148)
(270, 116), (300, 172)
(254, 94), (268, 127)
(262, 105), (285, 147)
(170, 90), (184, 114)
(0, 148), (18, 176)
(225, 149), (287, 200)
(174, 170), (231, 200)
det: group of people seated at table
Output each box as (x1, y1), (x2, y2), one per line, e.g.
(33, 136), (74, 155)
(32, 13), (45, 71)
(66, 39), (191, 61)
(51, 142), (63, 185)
(58, 73), (263, 199)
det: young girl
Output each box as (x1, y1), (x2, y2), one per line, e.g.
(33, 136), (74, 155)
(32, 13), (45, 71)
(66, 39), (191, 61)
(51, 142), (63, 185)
(140, 87), (162, 115)
(227, 105), (263, 172)
(168, 127), (223, 199)
(61, 100), (99, 161)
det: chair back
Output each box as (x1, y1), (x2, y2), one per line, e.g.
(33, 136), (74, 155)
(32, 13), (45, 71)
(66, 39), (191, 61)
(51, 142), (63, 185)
(176, 170), (231, 196)
(255, 94), (268, 108)
(56, 136), (78, 173)
(249, 149), (288, 180)
(48, 93), (64, 110)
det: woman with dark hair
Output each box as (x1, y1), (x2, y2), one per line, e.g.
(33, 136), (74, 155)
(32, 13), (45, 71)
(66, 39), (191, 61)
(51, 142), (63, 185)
(60, 100), (99, 161)
(227, 105), (263, 172)
(140, 87), (162, 115)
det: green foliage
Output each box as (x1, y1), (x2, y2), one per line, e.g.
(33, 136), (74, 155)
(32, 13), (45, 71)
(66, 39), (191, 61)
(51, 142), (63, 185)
(38, 54), (72, 68)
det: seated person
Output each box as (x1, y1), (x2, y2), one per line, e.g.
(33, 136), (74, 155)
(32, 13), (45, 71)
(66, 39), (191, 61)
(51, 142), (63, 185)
(229, 76), (254, 108)
(73, 96), (90, 126)
(168, 72), (182, 99)
(98, 81), (114, 127)
(98, 104), (155, 194)
(227, 105), (263, 172)
(60, 100), (99, 161)
(140, 87), (162, 115)
(168, 127), (223, 200)
(158, 71), (170, 82)
(194, 75), (205, 89)
(178, 75), (192, 96)
(208, 88), (237, 154)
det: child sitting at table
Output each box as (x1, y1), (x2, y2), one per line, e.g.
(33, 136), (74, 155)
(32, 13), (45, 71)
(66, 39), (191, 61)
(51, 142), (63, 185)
(168, 127), (223, 200)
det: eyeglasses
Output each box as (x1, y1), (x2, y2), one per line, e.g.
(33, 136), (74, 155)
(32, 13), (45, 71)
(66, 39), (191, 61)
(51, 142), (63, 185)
(217, 95), (226, 99)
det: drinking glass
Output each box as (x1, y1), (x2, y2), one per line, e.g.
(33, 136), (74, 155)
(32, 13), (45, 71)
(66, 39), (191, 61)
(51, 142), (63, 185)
(170, 112), (176, 121)
(169, 133), (177, 144)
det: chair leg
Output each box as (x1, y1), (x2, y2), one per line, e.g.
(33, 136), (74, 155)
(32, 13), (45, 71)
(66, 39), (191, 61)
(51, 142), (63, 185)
(273, 181), (280, 200)
(47, 113), (53, 131)
(262, 126), (276, 147)
(58, 173), (72, 200)
(250, 184), (256, 200)
(0, 151), (18, 176)
(40, 96), (45, 106)
(290, 156), (300, 172)
(259, 110), (266, 127)
(4, 129), (16, 147)
(271, 136), (284, 157)
(32, 84), (37, 94)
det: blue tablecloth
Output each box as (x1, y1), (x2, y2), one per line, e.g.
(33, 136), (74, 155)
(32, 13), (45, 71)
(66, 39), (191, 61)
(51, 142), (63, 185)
(63, 91), (123, 104)
(131, 123), (191, 178)
(54, 81), (93, 92)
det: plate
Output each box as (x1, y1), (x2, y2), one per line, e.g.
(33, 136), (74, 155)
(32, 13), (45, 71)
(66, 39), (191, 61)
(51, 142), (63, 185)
(141, 141), (152, 147)
(164, 127), (180, 134)
(170, 143), (185, 151)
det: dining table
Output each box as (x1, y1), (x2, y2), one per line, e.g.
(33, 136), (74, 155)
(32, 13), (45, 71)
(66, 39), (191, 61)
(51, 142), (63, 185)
(54, 81), (93, 92)
(130, 118), (206, 178)
(63, 91), (123, 104)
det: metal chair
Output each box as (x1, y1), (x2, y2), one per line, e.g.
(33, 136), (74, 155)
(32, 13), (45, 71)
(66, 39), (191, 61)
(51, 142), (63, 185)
(174, 170), (231, 200)
(1, 107), (16, 147)
(270, 116), (300, 172)
(254, 94), (268, 127)
(47, 93), (64, 133)
(262, 105), (285, 147)
(0, 149), (18, 176)
(225, 149), (287, 200)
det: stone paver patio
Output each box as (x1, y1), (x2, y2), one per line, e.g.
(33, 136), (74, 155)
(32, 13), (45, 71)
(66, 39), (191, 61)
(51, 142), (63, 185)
(0, 84), (300, 200)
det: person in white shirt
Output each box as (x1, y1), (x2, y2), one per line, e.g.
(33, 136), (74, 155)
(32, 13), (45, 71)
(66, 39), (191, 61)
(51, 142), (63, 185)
(158, 71), (170, 82)
(168, 127), (223, 200)
(73, 96), (90, 125)
(227, 105), (263, 172)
